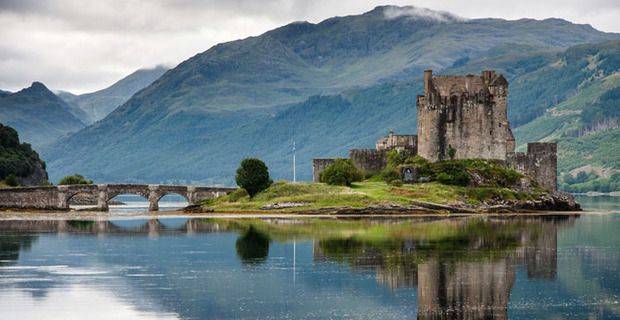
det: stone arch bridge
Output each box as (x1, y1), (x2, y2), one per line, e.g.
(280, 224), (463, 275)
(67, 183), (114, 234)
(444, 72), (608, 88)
(0, 184), (236, 211)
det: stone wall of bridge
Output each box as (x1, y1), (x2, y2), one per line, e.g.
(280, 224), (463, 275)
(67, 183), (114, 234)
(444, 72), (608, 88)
(0, 184), (236, 211)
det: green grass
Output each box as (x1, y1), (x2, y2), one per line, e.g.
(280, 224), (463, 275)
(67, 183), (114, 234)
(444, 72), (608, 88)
(202, 180), (533, 212)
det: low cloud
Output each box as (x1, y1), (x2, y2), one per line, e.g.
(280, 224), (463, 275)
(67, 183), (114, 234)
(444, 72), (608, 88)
(383, 5), (466, 22)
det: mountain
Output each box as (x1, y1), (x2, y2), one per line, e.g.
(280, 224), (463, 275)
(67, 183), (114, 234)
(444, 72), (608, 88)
(42, 6), (620, 185)
(58, 65), (168, 124)
(0, 123), (48, 186)
(510, 41), (620, 192)
(0, 82), (85, 148)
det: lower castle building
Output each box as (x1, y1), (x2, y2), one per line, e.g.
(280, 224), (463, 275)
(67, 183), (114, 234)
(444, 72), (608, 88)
(313, 70), (558, 191)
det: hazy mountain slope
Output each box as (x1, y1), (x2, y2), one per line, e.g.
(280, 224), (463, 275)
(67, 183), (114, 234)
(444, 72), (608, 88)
(512, 42), (620, 192)
(0, 82), (85, 148)
(44, 81), (419, 184)
(58, 66), (168, 124)
(42, 6), (619, 184)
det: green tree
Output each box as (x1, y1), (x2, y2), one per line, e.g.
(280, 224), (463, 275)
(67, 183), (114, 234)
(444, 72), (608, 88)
(235, 158), (272, 198)
(4, 174), (18, 187)
(58, 174), (93, 185)
(319, 158), (363, 186)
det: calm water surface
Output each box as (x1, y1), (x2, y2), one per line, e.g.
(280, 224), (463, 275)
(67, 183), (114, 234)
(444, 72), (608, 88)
(0, 197), (618, 319)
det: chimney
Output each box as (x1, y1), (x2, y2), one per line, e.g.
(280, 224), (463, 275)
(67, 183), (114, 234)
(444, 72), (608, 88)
(424, 70), (433, 95)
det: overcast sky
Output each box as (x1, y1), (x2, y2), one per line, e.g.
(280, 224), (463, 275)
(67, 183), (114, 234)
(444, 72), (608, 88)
(1, 0), (618, 94)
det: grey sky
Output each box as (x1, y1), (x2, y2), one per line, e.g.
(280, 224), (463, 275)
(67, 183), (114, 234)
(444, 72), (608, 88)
(1, 0), (618, 93)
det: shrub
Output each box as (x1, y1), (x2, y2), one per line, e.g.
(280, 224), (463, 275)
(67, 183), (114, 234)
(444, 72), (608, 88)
(435, 172), (453, 185)
(386, 149), (411, 168)
(319, 158), (363, 186)
(388, 179), (403, 187)
(4, 174), (18, 187)
(380, 167), (401, 184)
(58, 174), (92, 185)
(228, 188), (249, 202)
(403, 155), (432, 176)
(431, 161), (471, 186)
(235, 158), (272, 198)
(447, 145), (457, 160)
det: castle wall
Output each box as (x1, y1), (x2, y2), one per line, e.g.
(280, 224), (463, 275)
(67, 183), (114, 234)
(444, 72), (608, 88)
(376, 133), (418, 152)
(417, 70), (515, 162)
(508, 142), (557, 191)
(312, 159), (336, 182)
(349, 149), (387, 175)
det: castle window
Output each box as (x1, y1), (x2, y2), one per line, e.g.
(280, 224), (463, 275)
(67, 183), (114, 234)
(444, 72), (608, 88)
(490, 130), (493, 135)
(499, 123), (502, 128)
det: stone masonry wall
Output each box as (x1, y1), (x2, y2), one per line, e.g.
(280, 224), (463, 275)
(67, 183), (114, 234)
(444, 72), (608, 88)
(312, 159), (336, 182)
(0, 187), (61, 210)
(349, 149), (387, 175)
(508, 142), (557, 191)
(417, 70), (515, 162)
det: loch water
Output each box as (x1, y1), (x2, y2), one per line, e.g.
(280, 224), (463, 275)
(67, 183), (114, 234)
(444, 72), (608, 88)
(0, 197), (618, 319)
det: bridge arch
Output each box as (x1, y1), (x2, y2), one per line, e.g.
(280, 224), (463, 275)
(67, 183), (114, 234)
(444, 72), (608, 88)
(156, 192), (190, 211)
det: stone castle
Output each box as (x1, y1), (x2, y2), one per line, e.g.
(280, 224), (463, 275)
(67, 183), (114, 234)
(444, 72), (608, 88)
(313, 70), (558, 191)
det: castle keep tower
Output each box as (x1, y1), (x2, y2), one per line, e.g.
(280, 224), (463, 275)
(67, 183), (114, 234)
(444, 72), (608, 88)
(417, 70), (516, 162)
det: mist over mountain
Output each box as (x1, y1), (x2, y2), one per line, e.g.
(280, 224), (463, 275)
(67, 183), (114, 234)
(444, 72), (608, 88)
(58, 66), (168, 124)
(41, 6), (620, 186)
(0, 82), (85, 148)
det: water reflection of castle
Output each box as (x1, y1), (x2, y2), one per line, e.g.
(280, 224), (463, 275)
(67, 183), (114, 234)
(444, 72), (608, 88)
(313, 217), (573, 320)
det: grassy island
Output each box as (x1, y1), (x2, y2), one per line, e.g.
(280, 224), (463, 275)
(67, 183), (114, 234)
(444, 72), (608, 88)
(201, 180), (565, 214)
(198, 158), (579, 215)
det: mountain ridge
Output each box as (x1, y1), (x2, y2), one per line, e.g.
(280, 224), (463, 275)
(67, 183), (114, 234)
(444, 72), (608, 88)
(0, 82), (85, 148)
(58, 65), (168, 124)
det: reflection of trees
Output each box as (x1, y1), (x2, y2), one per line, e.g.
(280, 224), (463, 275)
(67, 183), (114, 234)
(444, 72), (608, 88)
(0, 233), (37, 266)
(235, 226), (270, 264)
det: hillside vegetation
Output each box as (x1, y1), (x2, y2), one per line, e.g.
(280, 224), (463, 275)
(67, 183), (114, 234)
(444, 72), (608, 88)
(512, 42), (620, 192)
(0, 123), (48, 186)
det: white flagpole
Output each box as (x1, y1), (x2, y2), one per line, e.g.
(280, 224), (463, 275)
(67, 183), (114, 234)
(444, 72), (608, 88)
(293, 140), (296, 183)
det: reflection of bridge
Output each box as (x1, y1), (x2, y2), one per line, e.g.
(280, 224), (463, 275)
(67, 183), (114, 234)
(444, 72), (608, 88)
(0, 218), (225, 235)
(0, 184), (236, 211)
